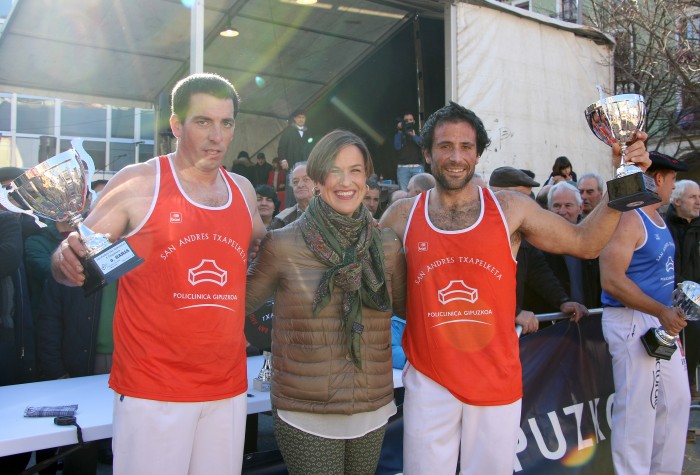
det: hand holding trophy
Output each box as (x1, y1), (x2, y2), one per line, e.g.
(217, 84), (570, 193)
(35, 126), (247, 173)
(0, 140), (143, 296)
(641, 281), (700, 360)
(585, 91), (661, 210)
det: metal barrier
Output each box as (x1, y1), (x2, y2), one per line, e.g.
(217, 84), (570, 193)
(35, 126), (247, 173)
(517, 308), (604, 337)
(516, 309), (700, 412)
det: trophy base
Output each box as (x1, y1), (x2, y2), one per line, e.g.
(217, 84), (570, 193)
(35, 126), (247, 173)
(641, 328), (676, 361)
(607, 173), (661, 211)
(253, 378), (270, 392)
(82, 238), (144, 297)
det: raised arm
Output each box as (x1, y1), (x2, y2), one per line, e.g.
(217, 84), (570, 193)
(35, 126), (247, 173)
(504, 133), (650, 259)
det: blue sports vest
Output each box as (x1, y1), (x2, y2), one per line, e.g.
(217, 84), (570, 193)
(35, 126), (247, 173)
(601, 209), (675, 307)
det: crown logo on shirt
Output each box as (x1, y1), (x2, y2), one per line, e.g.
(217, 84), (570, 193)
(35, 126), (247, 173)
(188, 259), (227, 286)
(438, 280), (478, 305)
(666, 256), (674, 273)
(170, 212), (182, 223)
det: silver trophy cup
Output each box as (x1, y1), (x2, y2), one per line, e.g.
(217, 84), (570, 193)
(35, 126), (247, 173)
(585, 93), (660, 210)
(0, 140), (142, 296)
(254, 351), (272, 392)
(641, 281), (700, 360)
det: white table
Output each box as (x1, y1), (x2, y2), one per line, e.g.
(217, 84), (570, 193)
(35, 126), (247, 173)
(0, 356), (402, 456)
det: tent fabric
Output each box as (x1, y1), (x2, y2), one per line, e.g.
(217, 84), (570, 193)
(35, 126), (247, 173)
(454, 1), (615, 182)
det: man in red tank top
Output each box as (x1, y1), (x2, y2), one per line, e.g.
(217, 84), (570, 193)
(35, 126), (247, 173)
(380, 102), (651, 475)
(51, 73), (266, 475)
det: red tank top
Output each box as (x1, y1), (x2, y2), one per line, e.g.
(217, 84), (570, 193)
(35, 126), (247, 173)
(403, 187), (521, 405)
(109, 156), (252, 402)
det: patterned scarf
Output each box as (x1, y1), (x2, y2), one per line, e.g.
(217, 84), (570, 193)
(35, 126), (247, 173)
(299, 196), (391, 368)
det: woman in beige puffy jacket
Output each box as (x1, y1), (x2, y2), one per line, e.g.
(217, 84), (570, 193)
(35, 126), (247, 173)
(246, 129), (406, 474)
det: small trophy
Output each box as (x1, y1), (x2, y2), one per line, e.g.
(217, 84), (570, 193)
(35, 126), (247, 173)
(0, 140), (143, 296)
(585, 92), (661, 211)
(253, 351), (272, 392)
(641, 281), (700, 360)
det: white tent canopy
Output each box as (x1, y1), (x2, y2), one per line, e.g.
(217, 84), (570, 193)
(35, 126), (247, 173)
(0, 0), (615, 176)
(449, 0), (615, 182)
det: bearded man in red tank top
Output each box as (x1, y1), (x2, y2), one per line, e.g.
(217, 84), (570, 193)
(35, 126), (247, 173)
(51, 73), (266, 475)
(380, 102), (651, 475)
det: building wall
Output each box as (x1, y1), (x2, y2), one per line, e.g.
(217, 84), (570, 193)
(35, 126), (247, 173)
(452, 2), (615, 183)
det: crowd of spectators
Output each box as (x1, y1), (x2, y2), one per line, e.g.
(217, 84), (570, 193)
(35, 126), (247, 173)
(1, 82), (698, 475)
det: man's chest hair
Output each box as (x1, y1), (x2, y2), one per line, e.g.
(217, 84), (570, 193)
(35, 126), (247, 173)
(428, 201), (481, 231)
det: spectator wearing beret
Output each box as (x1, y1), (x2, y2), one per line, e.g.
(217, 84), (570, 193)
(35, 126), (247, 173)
(599, 150), (690, 474)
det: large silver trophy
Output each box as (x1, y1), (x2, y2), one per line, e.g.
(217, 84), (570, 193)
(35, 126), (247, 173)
(0, 140), (143, 296)
(641, 281), (700, 360)
(585, 92), (661, 210)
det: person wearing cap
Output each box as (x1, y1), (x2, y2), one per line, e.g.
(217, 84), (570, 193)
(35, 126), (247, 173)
(278, 111), (311, 172)
(380, 101), (651, 475)
(600, 151), (691, 474)
(489, 167), (587, 335)
(665, 178), (700, 399)
(488, 165), (540, 194)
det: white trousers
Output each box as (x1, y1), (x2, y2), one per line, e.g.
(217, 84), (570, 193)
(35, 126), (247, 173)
(603, 307), (690, 475)
(402, 364), (521, 475)
(112, 392), (247, 475)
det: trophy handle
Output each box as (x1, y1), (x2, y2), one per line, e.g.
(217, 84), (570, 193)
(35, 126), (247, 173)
(71, 138), (98, 205)
(0, 186), (47, 228)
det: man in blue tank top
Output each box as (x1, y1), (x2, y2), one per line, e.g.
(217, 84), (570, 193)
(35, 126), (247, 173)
(600, 151), (690, 475)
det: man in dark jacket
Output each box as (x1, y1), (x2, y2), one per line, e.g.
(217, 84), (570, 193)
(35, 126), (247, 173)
(36, 275), (116, 472)
(277, 111), (311, 172)
(24, 220), (72, 318)
(665, 179), (700, 397)
(0, 211), (36, 473)
(278, 111), (312, 207)
(251, 152), (273, 187)
(533, 181), (602, 310)
(37, 276), (115, 379)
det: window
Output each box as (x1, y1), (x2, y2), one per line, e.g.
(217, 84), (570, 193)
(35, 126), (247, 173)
(14, 136), (41, 169)
(0, 95), (10, 132)
(61, 101), (107, 138)
(16, 97), (54, 135)
(561, 0), (577, 23)
(140, 109), (155, 140)
(62, 139), (106, 171)
(138, 144), (154, 163)
(110, 142), (135, 171)
(112, 107), (135, 139)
